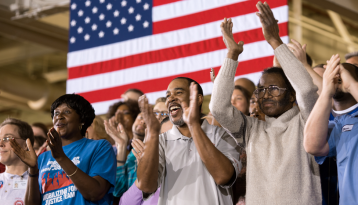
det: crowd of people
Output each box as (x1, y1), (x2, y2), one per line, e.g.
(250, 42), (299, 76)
(0, 1), (357, 205)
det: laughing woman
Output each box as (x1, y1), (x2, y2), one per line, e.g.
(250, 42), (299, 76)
(10, 94), (116, 205)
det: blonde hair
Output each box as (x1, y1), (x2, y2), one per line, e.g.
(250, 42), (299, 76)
(91, 116), (114, 144)
(155, 97), (166, 105)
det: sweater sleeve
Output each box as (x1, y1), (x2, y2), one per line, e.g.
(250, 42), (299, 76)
(274, 44), (318, 121)
(119, 183), (143, 205)
(209, 58), (249, 147)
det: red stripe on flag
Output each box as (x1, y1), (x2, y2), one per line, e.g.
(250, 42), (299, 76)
(153, 0), (287, 34)
(78, 55), (274, 104)
(153, 0), (182, 7)
(68, 22), (287, 79)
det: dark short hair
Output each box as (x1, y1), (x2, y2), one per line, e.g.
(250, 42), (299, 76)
(261, 67), (295, 96)
(234, 85), (251, 106)
(342, 63), (358, 79)
(51, 94), (95, 136)
(106, 99), (140, 120)
(124, 88), (144, 96)
(313, 64), (325, 69)
(34, 136), (46, 147)
(32, 122), (48, 137)
(0, 118), (34, 146)
(306, 53), (313, 67)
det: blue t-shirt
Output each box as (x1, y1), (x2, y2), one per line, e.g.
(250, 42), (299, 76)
(326, 110), (358, 204)
(37, 138), (116, 205)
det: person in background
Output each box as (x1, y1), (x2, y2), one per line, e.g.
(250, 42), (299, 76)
(153, 97), (168, 123)
(104, 112), (146, 198)
(234, 78), (256, 96)
(345, 51), (358, 66)
(0, 118), (34, 205)
(87, 116), (115, 146)
(10, 94), (116, 205)
(304, 55), (358, 204)
(121, 89), (144, 102)
(231, 85), (251, 115)
(210, 2), (321, 204)
(32, 136), (46, 153)
(118, 117), (172, 205)
(31, 123), (48, 139)
(107, 100), (140, 144)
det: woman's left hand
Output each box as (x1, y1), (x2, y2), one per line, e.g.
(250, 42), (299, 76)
(47, 127), (66, 161)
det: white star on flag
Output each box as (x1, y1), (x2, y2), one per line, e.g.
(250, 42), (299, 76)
(114, 10), (119, 17)
(107, 3), (112, 10)
(121, 17), (126, 24)
(128, 7), (134, 14)
(135, 14), (141, 21)
(98, 31), (104, 38)
(121, 0), (127, 7)
(92, 7), (98, 13)
(99, 14), (105, 20)
(128, 24), (134, 32)
(70, 20), (76, 27)
(92, 24), (97, 30)
(143, 3), (149, 10)
(113, 28), (119, 35)
(85, 17), (90, 24)
(84, 34), (90, 41)
(78, 10), (84, 17)
(100, 0), (105, 3)
(143, 21), (149, 28)
(77, 27), (83, 33)
(85, 0), (91, 7)
(70, 37), (76, 43)
(136, 0), (141, 3)
(106, 21), (112, 27)
(71, 3), (77, 10)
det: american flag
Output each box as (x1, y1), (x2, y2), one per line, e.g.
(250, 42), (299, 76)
(67, 0), (288, 114)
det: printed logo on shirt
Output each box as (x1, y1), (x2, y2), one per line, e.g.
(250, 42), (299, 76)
(42, 184), (77, 205)
(41, 156), (80, 173)
(0, 180), (3, 189)
(342, 124), (354, 132)
(14, 199), (24, 205)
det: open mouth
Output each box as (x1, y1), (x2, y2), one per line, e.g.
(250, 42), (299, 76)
(169, 104), (182, 117)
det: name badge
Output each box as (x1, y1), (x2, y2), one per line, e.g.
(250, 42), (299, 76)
(13, 180), (27, 190)
(342, 124), (354, 132)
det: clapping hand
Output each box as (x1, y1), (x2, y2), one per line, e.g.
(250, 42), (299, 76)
(322, 54), (341, 97)
(182, 82), (201, 126)
(256, 1), (283, 49)
(132, 138), (145, 165)
(104, 118), (129, 147)
(221, 18), (244, 60)
(47, 127), (66, 160)
(287, 39), (309, 67)
(138, 95), (161, 134)
(10, 138), (38, 168)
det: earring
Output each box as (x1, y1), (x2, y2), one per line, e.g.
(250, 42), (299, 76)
(79, 123), (84, 131)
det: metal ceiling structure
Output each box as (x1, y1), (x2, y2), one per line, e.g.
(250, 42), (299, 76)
(0, 0), (357, 124)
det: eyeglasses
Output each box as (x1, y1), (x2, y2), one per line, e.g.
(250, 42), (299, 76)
(254, 86), (287, 99)
(0, 136), (25, 143)
(154, 112), (169, 117)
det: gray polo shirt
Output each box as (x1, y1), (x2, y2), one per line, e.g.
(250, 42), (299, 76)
(147, 120), (241, 205)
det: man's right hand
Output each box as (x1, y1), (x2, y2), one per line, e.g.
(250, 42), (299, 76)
(322, 54), (341, 97)
(256, 1), (283, 49)
(138, 95), (161, 134)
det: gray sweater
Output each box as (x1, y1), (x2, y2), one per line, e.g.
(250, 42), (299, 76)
(210, 44), (322, 205)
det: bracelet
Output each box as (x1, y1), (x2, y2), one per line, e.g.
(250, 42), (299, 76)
(117, 160), (126, 163)
(29, 172), (39, 178)
(67, 167), (78, 177)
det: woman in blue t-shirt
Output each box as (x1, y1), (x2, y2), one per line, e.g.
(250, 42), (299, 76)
(10, 94), (116, 205)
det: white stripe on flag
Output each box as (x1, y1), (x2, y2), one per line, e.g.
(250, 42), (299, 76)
(67, 6), (288, 68)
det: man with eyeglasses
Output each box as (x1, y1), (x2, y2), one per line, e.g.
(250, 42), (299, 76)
(210, 2), (321, 204)
(0, 118), (35, 204)
(153, 97), (169, 123)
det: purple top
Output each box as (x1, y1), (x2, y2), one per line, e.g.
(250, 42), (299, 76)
(119, 183), (160, 205)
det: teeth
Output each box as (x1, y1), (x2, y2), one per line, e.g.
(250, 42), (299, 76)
(170, 106), (180, 111)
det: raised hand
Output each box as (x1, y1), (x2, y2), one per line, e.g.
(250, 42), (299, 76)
(138, 95), (161, 133)
(47, 127), (66, 160)
(10, 138), (38, 168)
(182, 82), (201, 126)
(104, 118), (128, 146)
(339, 64), (357, 94)
(131, 138), (145, 165)
(322, 54), (341, 96)
(220, 18), (244, 61)
(256, 1), (283, 49)
(287, 39), (309, 66)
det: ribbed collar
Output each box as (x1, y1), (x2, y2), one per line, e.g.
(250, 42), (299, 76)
(265, 106), (300, 125)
